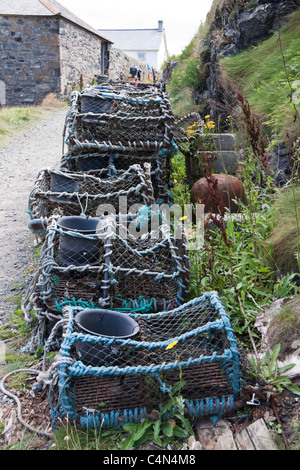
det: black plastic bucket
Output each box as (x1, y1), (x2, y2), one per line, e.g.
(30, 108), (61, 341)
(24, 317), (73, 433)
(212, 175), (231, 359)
(50, 172), (80, 204)
(75, 309), (140, 366)
(76, 154), (109, 172)
(81, 94), (112, 114)
(56, 216), (102, 266)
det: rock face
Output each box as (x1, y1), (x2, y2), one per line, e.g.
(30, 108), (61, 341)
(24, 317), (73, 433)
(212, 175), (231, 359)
(222, 1), (298, 49)
(195, 0), (300, 120)
(254, 296), (300, 378)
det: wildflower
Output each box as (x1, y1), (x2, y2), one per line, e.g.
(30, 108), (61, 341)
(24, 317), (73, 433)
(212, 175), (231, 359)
(180, 216), (187, 220)
(204, 115), (210, 119)
(206, 120), (215, 130)
(166, 340), (178, 350)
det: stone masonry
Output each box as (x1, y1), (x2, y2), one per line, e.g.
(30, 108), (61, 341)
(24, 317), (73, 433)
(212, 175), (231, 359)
(59, 19), (105, 96)
(0, 15), (111, 106)
(0, 15), (61, 106)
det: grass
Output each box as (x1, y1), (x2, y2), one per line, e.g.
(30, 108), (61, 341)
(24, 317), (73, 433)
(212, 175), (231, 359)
(268, 184), (300, 275)
(0, 107), (41, 136)
(219, 9), (300, 141)
(0, 93), (67, 145)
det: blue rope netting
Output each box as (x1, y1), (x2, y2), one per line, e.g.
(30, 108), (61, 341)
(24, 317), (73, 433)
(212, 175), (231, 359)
(50, 291), (241, 428)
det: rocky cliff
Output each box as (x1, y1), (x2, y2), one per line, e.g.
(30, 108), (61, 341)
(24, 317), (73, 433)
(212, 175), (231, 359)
(194, 0), (300, 121)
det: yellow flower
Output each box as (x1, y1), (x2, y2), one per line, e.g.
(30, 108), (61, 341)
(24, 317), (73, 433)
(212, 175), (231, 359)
(204, 115), (210, 119)
(166, 340), (178, 350)
(187, 122), (199, 137)
(180, 216), (187, 220)
(206, 120), (215, 130)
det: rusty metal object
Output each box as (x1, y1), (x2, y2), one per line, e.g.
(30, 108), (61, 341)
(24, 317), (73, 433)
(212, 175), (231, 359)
(190, 173), (247, 214)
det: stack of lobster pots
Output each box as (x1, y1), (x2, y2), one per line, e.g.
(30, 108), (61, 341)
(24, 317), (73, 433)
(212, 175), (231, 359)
(23, 80), (191, 326)
(22, 80), (241, 428)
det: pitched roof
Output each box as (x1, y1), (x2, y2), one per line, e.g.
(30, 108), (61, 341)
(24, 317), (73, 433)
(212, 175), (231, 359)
(0, 0), (113, 42)
(99, 27), (164, 52)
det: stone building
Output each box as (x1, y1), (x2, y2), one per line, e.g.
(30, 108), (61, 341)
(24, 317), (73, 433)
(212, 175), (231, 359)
(0, 0), (113, 106)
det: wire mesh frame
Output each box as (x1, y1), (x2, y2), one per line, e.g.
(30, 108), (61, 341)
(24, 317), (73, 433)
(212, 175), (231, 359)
(172, 112), (203, 145)
(52, 292), (241, 428)
(27, 164), (155, 222)
(22, 216), (190, 322)
(63, 88), (175, 154)
(60, 150), (174, 205)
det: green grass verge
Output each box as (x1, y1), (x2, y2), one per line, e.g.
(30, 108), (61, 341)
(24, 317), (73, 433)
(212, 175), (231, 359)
(220, 8), (300, 141)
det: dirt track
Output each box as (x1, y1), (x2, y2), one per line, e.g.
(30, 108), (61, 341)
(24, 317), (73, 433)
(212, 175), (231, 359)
(0, 107), (68, 324)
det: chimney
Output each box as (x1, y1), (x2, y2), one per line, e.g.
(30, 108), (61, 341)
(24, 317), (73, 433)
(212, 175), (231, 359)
(158, 20), (163, 32)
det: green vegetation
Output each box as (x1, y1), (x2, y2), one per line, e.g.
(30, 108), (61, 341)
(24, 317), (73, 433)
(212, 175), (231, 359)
(268, 183), (300, 275)
(248, 343), (300, 395)
(167, 25), (206, 115)
(220, 9), (300, 141)
(266, 296), (300, 358)
(0, 107), (40, 137)
(0, 93), (67, 144)
(171, 148), (299, 343)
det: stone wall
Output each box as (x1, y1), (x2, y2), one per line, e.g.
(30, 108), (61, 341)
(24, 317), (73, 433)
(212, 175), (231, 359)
(0, 15), (61, 106)
(108, 47), (160, 82)
(59, 19), (104, 95)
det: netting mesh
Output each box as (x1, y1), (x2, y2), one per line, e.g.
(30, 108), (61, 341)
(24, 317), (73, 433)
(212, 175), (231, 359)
(28, 164), (154, 222)
(23, 215), (190, 322)
(53, 292), (240, 428)
(64, 85), (175, 152)
(172, 113), (203, 144)
(60, 150), (174, 204)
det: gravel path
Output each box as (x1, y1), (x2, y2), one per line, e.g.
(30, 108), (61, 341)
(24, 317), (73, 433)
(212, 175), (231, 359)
(0, 108), (68, 325)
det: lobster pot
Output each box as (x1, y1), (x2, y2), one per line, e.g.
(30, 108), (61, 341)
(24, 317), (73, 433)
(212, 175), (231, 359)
(28, 165), (154, 223)
(23, 216), (190, 321)
(91, 81), (165, 96)
(79, 85), (166, 116)
(60, 151), (174, 205)
(172, 113), (203, 145)
(53, 293), (241, 428)
(64, 87), (175, 153)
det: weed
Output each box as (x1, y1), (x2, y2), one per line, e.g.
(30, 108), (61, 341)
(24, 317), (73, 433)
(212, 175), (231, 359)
(52, 418), (121, 450)
(248, 344), (300, 395)
(119, 342), (194, 450)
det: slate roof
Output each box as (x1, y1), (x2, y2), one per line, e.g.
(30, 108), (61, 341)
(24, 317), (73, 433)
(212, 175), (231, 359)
(0, 0), (113, 42)
(98, 27), (164, 51)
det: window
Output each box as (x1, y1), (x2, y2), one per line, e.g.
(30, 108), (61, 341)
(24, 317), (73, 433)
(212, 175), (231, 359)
(137, 52), (145, 62)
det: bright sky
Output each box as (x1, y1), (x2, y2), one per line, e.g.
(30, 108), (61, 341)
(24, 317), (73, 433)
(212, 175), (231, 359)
(58, 0), (214, 57)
